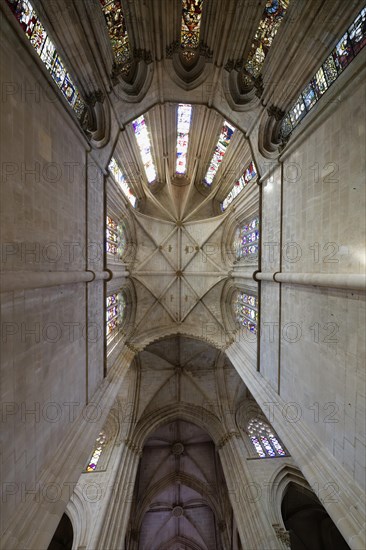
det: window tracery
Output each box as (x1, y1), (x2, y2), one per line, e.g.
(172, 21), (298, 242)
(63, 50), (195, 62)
(176, 104), (192, 175)
(233, 291), (258, 334)
(106, 291), (126, 340)
(221, 161), (257, 211)
(233, 217), (259, 260)
(281, 6), (366, 139)
(5, 0), (85, 119)
(247, 418), (287, 458)
(204, 121), (235, 186)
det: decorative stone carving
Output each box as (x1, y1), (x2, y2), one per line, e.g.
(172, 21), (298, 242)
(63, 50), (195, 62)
(217, 431), (241, 449)
(172, 505), (184, 517)
(172, 442), (185, 455)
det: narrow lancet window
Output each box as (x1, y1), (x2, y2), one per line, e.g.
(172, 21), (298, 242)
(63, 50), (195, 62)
(181, 0), (204, 62)
(108, 157), (137, 207)
(86, 432), (107, 471)
(204, 121), (235, 186)
(99, 0), (131, 67)
(221, 161), (257, 211)
(244, 0), (290, 83)
(176, 104), (192, 175)
(132, 115), (157, 184)
(106, 216), (126, 257)
(5, 0), (85, 118)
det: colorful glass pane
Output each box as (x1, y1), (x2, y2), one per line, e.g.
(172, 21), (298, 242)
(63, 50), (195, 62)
(248, 418), (287, 458)
(86, 432), (107, 472)
(281, 6), (366, 138)
(245, 0), (290, 78)
(176, 104), (192, 174)
(5, 0), (85, 119)
(132, 116), (157, 184)
(109, 157), (137, 207)
(106, 291), (126, 338)
(233, 217), (259, 260)
(221, 161), (257, 211)
(181, 0), (203, 51)
(204, 121), (235, 186)
(233, 291), (258, 334)
(99, 0), (130, 64)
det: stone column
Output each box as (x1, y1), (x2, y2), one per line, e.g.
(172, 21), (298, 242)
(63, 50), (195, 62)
(94, 442), (141, 550)
(218, 433), (281, 549)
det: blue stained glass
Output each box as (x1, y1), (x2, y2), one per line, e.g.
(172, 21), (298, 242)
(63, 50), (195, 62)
(221, 161), (257, 211)
(349, 8), (366, 54)
(312, 67), (328, 98)
(302, 83), (317, 111)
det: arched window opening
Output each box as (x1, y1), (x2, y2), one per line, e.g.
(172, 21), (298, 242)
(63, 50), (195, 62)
(106, 216), (126, 257)
(243, 0), (290, 87)
(281, 6), (366, 139)
(233, 216), (259, 260)
(47, 513), (73, 550)
(106, 291), (126, 340)
(282, 483), (350, 549)
(86, 431), (107, 472)
(108, 157), (137, 207)
(5, 0), (85, 119)
(180, 0), (204, 62)
(233, 291), (258, 334)
(176, 104), (193, 175)
(204, 121), (236, 187)
(132, 115), (157, 184)
(247, 418), (287, 458)
(99, 0), (131, 71)
(221, 161), (257, 211)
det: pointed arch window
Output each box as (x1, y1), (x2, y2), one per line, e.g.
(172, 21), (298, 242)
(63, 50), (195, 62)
(243, 0), (290, 85)
(181, 0), (204, 61)
(132, 115), (157, 184)
(106, 291), (126, 340)
(281, 6), (366, 139)
(86, 431), (107, 472)
(106, 216), (126, 257)
(233, 291), (258, 334)
(99, 0), (131, 67)
(176, 104), (192, 175)
(5, 0), (85, 119)
(204, 121), (236, 186)
(233, 216), (259, 260)
(247, 418), (287, 458)
(109, 157), (137, 207)
(221, 161), (257, 211)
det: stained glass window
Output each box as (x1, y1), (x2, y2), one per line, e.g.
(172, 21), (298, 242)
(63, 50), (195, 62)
(281, 6), (366, 139)
(99, 0), (130, 65)
(233, 291), (258, 334)
(247, 418), (287, 458)
(244, 0), (290, 80)
(106, 216), (126, 257)
(106, 291), (126, 339)
(108, 157), (137, 207)
(204, 121), (235, 186)
(233, 217), (259, 260)
(132, 115), (157, 184)
(86, 432), (107, 472)
(181, 0), (203, 61)
(5, 0), (85, 119)
(176, 104), (192, 174)
(221, 161), (257, 211)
